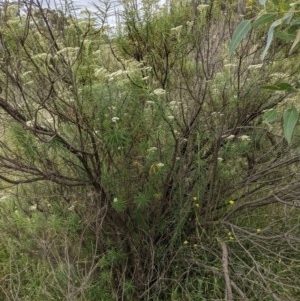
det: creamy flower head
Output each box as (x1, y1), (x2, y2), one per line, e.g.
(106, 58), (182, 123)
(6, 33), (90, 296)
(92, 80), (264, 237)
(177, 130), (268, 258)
(186, 20), (194, 28)
(68, 205), (75, 211)
(32, 53), (48, 60)
(169, 101), (181, 110)
(197, 4), (209, 11)
(22, 71), (33, 77)
(112, 117), (120, 123)
(147, 147), (158, 153)
(106, 69), (128, 79)
(29, 204), (37, 211)
(239, 135), (251, 141)
(153, 88), (166, 96)
(56, 47), (80, 64)
(224, 63), (236, 68)
(156, 162), (164, 168)
(171, 25), (183, 32)
(57, 47), (80, 55)
(146, 101), (155, 105)
(26, 120), (34, 127)
(94, 67), (108, 77)
(270, 72), (288, 79)
(247, 64), (263, 70)
(224, 134), (235, 140)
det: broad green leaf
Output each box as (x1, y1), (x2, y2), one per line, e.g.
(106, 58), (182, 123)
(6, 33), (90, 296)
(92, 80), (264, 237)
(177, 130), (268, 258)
(262, 82), (295, 91)
(283, 107), (299, 145)
(263, 109), (277, 123)
(228, 20), (252, 56)
(289, 29), (300, 54)
(253, 13), (278, 28)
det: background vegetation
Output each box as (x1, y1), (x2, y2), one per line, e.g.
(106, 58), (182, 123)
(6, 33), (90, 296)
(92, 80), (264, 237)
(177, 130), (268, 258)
(0, 0), (299, 300)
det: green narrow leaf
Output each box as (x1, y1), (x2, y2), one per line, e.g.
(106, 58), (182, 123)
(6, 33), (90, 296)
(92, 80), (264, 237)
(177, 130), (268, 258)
(261, 19), (282, 60)
(261, 12), (293, 60)
(134, 192), (150, 209)
(253, 13), (278, 28)
(274, 31), (295, 41)
(281, 12), (294, 24)
(228, 20), (252, 56)
(276, 83), (295, 91)
(261, 82), (295, 91)
(283, 107), (299, 144)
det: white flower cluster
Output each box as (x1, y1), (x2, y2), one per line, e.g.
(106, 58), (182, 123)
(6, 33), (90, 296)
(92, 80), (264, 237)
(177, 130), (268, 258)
(222, 134), (251, 141)
(239, 135), (251, 141)
(147, 147), (158, 153)
(186, 21), (194, 32)
(224, 63), (237, 69)
(169, 101), (181, 110)
(105, 69), (129, 81)
(247, 64), (263, 70)
(197, 4), (209, 11)
(226, 134), (235, 140)
(171, 25), (183, 41)
(170, 25), (183, 32)
(56, 47), (80, 64)
(94, 67), (108, 77)
(32, 53), (49, 60)
(153, 88), (166, 96)
(167, 115), (175, 121)
(112, 117), (120, 123)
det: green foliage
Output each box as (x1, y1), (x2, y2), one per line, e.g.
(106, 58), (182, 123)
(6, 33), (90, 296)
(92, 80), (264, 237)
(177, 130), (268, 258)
(0, 0), (299, 300)
(229, 0), (300, 58)
(228, 20), (252, 56)
(229, 0), (300, 143)
(283, 106), (299, 144)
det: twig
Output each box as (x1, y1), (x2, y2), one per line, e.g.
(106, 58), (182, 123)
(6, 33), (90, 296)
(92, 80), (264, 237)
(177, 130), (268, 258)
(221, 241), (233, 301)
